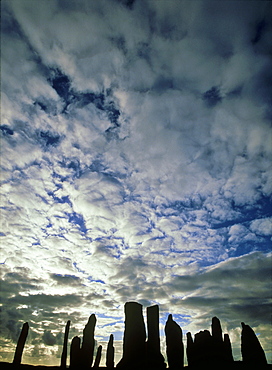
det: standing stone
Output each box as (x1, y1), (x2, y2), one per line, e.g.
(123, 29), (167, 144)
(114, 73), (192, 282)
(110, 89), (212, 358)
(211, 316), (225, 363)
(60, 320), (70, 369)
(165, 314), (184, 369)
(146, 305), (166, 369)
(93, 345), (102, 368)
(223, 333), (234, 362)
(81, 314), (96, 368)
(116, 302), (146, 369)
(241, 322), (267, 366)
(193, 330), (213, 366)
(211, 317), (223, 342)
(13, 322), (29, 365)
(186, 332), (194, 368)
(187, 319), (234, 368)
(106, 334), (115, 368)
(70, 336), (81, 369)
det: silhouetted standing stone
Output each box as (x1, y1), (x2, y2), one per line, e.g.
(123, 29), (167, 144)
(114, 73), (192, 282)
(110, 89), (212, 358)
(93, 345), (102, 368)
(241, 322), (267, 366)
(211, 316), (226, 363)
(223, 333), (234, 362)
(60, 320), (70, 369)
(106, 334), (114, 368)
(81, 314), (96, 368)
(187, 319), (234, 368)
(146, 305), (166, 369)
(13, 322), (29, 365)
(186, 332), (194, 368)
(165, 314), (184, 369)
(211, 317), (223, 342)
(194, 330), (213, 366)
(116, 302), (146, 369)
(70, 336), (81, 369)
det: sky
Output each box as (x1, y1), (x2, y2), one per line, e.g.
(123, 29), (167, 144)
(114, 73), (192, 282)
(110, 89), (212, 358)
(0, 0), (272, 366)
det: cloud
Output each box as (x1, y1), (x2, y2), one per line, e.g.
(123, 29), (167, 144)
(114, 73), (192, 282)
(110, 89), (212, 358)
(250, 217), (272, 236)
(1, 0), (272, 365)
(42, 331), (58, 346)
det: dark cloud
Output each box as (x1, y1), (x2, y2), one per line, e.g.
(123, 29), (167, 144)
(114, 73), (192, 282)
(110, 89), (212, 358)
(49, 69), (71, 102)
(50, 273), (82, 286)
(39, 131), (61, 147)
(5, 319), (22, 342)
(251, 19), (267, 45)
(0, 125), (14, 136)
(42, 330), (57, 346)
(116, 0), (136, 10)
(202, 86), (222, 107)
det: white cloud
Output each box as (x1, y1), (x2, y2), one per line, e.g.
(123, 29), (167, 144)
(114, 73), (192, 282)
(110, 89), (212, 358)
(250, 218), (272, 236)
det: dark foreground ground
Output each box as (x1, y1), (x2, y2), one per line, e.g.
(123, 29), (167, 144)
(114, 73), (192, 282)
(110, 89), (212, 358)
(1, 363), (272, 370)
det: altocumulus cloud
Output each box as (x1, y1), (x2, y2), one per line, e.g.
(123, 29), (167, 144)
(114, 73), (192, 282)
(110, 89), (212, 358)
(1, 0), (272, 366)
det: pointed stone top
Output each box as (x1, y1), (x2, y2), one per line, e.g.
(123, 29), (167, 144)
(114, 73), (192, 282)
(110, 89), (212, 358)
(212, 316), (222, 341)
(212, 316), (220, 322)
(168, 314), (173, 321)
(88, 314), (96, 323)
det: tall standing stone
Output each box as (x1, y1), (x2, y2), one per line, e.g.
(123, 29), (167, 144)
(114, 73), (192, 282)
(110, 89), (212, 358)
(165, 314), (184, 369)
(106, 334), (115, 368)
(186, 332), (194, 368)
(81, 314), (97, 368)
(223, 333), (234, 362)
(93, 345), (102, 368)
(116, 302), (146, 369)
(146, 305), (166, 369)
(193, 330), (213, 366)
(70, 336), (81, 369)
(241, 322), (267, 366)
(60, 320), (70, 369)
(13, 322), (29, 365)
(211, 316), (226, 363)
(211, 317), (223, 342)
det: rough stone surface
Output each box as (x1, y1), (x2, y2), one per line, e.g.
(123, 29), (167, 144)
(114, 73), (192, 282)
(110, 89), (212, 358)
(224, 333), (234, 362)
(106, 334), (114, 368)
(186, 332), (194, 368)
(93, 345), (102, 368)
(241, 322), (267, 366)
(116, 302), (146, 369)
(211, 317), (223, 342)
(13, 322), (29, 365)
(81, 314), (96, 368)
(194, 330), (213, 366)
(211, 316), (228, 363)
(165, 314), (184, 369)
(70, 336), (81, 369)
(146, 305), (166, 369)
(60, 320), (70, 369)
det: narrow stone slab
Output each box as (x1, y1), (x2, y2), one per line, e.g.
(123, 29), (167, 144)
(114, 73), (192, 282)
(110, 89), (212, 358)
(116, 302), (146, 369)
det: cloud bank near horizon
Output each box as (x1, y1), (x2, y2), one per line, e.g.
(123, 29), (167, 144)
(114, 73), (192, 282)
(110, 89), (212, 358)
(1, 0), (271, 365)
